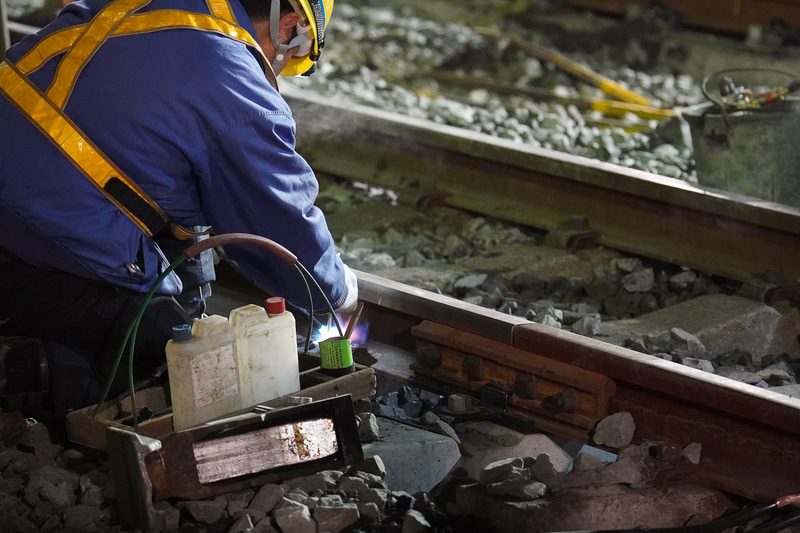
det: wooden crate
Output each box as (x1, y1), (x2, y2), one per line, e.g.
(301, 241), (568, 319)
(66, 365), (376, 451)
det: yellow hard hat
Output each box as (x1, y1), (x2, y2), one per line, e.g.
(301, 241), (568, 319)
(281, 0), (334, 76)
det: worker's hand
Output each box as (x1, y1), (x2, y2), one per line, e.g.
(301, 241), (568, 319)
(334, 263), (359, 315)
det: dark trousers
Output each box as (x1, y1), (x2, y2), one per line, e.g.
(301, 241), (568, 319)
(0, 257), (204, 424)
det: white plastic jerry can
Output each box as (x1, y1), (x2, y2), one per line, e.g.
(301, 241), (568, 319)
(229, 297), (300, 409)
(165, 315), (241, 431)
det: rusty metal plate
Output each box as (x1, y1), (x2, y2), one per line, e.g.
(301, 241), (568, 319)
(410, 320), (616, 439)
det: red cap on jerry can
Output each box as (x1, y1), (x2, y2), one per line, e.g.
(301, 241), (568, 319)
(266, 297), (286, 315)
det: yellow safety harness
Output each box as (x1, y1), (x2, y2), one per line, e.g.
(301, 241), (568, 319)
(0, 0), (277, 239)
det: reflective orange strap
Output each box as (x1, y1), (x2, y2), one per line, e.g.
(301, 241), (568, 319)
(16, 1), (276, 89)
(47, 0), (154, 109)
(206, 0), (237, 23)
(0, 0), (274, 240)
(0, 60), (172, 237)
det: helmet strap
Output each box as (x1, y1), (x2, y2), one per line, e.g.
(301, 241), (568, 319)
(269, 0), (313, 74)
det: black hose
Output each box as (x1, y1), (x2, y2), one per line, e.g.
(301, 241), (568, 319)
(749, 509), (800, 533)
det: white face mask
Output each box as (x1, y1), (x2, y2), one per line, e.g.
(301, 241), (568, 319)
(293, 20), (313, 57)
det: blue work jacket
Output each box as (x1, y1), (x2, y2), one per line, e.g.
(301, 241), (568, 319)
(0, 0), (348, 312)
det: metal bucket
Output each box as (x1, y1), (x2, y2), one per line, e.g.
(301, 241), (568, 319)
(683, 69), (800, 208)
(318, 336), (354, 377)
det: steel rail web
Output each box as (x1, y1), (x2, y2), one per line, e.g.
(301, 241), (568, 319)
(285, 87), (800, 287)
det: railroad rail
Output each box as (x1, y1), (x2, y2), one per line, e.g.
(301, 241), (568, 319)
(353, 270), (800, 503)
(286, 87), (800, 291)
(281, 87), (800, 501)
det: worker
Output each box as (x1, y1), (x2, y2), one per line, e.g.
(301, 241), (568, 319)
(0, 0), (357, 428)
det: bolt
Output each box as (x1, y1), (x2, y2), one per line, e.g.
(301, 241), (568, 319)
(515, 373), (538, 400)
(448, 394), (471, 413)
(465, 355), (484, 381)
(543, 389), (578, 414)
(416, 342), (442, 369)
(649, 441), (681, 462)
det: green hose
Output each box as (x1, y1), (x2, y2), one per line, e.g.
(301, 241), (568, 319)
(91, 254), (187, 429)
